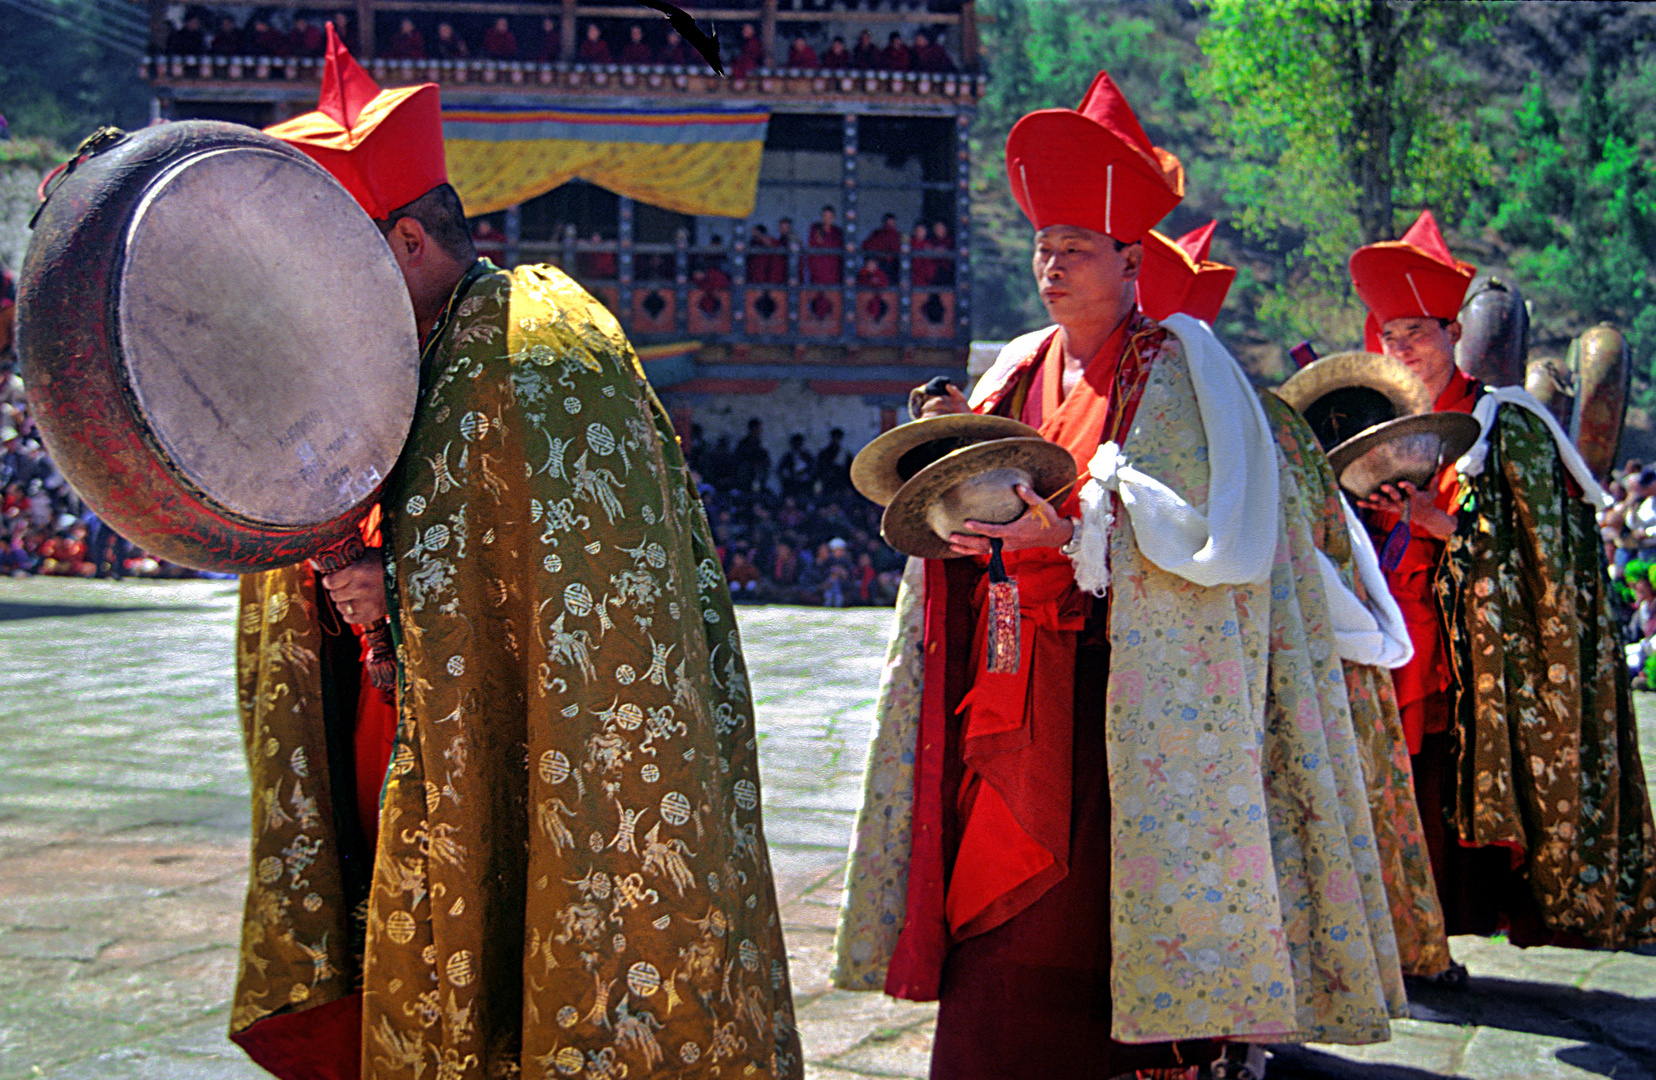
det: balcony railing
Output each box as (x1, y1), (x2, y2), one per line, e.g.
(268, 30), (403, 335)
(144, 54), (984, 102)
(502, 231), (968, 349)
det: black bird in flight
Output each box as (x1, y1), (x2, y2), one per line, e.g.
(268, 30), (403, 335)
(635, 0), (724, 76)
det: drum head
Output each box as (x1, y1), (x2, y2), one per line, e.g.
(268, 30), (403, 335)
(118, 145), (417, 528)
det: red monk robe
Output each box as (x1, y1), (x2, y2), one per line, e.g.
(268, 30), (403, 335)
(888, 310), (1217, 1077)
(1365, 367), (1478, 757)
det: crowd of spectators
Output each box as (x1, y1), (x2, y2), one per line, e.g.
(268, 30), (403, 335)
(1598, 460), (1656, 686)
(155, 7), (959, 75)
(0, 264), (220, 580)
(688, 420), (906, 607)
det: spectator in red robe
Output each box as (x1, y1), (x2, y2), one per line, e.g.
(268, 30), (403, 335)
(578, 22), (611, 63)
(850, 29), (880, 69)
(731, 22), (765, 77)
(534, 17), (560, 61)
(472, 218), (506, 264)
(578, 231), (617, 280)
(210, 15), (244, 56)
(482, 17), (518, 59)
(694, 238), (732, 313)
(621, 23), (653, 64)
(909, 222), (939, 287)
(928, 220), (956, 284)
(912, 29), (956, 72)
(248, 17), (285, 56)
(167, 14), (206, 54)
(820, 36), (850, 70)
(860, 212), (902, 281)
(434, 21), (468, 59)
(658, 29), (691, 65)
(855, 257), (890, 289)
(771, 217), (796, 283)
(745, 224), (782, 284)
(387, 18), (426, 60)
(880, 31), (909, 71)
(806, 206), (843, 285)
(787, 34), (819, 69)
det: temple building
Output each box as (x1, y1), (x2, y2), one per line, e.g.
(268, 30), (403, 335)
(144, 0), (980, 456)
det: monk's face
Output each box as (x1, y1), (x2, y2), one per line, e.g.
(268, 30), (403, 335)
(1031, 225), (1139, 326)
(1379, 316), (1461, 401)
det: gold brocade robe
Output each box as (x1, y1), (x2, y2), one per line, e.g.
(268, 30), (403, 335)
(233, 262), (802, 1078)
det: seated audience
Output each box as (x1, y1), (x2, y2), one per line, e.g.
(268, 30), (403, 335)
(482, 17), (518, 59)
(622, 23), (653, 64)
(787, 34), (818, 68)
(578, 22), (611, 63)
(820, 36), (851, 69)
(434, 21), (469, 59)
(387, 18), (426, 60)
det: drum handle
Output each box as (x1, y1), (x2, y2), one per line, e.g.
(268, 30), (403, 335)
(31, 127), (130, 230)
(310, 531), (397, 701)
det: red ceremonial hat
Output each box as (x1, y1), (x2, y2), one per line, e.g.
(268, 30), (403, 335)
(1136, 221), (1237, 324)
(1005, 70), (1184, 243)
(264, 24), (447, 219)
(1349, 210), (1476, 350)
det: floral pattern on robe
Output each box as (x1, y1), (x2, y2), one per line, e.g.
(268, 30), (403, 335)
(1442, 404), (1656, 947)
(1261, 392), (1450, 980)
(831, 557), (925, 991)
(834, 331), (1402, 1048)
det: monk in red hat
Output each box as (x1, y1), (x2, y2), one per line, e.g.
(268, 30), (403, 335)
(232, 28), (801, 1080)
(834, 72), (1410, 1078)
(1352, 212), (1656, 971)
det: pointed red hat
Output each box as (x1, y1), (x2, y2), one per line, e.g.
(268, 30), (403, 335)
(1136, 221), (1237, 323)
(1350, 210), (1476, 350)
(1005, 71), (1184, 243)
(264, 25), (447, 219)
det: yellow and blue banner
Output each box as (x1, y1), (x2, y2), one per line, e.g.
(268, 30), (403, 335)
(443, 104), (770, 218)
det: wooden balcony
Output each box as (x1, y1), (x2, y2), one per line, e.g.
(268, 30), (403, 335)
(514, 230), (969, 358)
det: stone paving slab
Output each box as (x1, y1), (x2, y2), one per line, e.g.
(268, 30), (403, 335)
(2, 579), (1655, 1079)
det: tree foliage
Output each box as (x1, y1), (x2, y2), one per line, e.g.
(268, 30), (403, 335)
(1478, 54), (1656, 402)
(0, 1), (150, 146)
(969, 0), (1201, 340)
(1194, 0), (1492, 344)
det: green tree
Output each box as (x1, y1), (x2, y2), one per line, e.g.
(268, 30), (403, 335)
(1195, 0), (1492, 347)
(0, 0), (150, 146)
(970, 0), (1205, 340)
(1484, 54), (1656, 404)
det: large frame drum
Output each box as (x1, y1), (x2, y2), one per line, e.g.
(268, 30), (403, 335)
(17, 121), (418, 572)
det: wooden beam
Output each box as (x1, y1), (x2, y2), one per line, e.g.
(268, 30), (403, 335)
(356, 0), (376, 58)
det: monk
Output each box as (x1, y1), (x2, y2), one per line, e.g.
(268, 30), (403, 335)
(834, 71), (1405, 1079)
(230, 27), (801, 1079)
(1353, 212), (1656, 968)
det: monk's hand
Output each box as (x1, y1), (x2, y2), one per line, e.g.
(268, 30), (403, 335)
(949, 484), (1073, 556)
(914, 381), (971, 418)
(321, 551), (388, 626)
(1357, 480), (1456, 541)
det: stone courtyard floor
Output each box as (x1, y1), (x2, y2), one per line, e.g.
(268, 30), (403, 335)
(0, 576), (1653, 1079)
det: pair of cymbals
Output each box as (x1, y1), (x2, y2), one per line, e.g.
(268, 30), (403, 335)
(1277, 352), (1480, 499)
(850, 414), (1076, 560)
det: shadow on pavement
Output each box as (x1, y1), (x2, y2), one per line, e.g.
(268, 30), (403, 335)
(1266, 1046), (1445, 1080)
(0, 601), (216, 622)
(1406, 973), (1656, 1062)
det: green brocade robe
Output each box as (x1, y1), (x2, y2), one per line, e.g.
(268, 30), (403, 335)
(1442, 404), (1656, 947)
(233, 262), (802, 1078)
